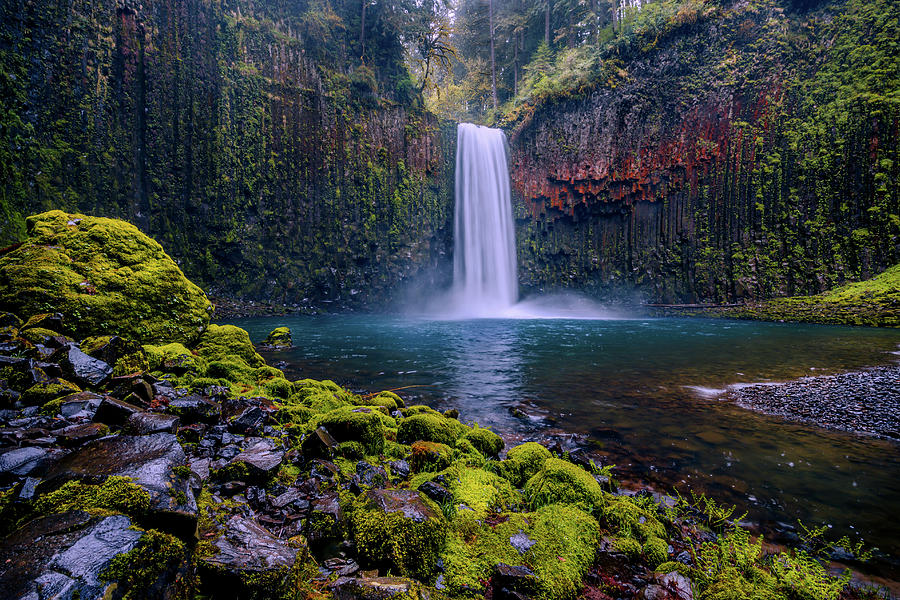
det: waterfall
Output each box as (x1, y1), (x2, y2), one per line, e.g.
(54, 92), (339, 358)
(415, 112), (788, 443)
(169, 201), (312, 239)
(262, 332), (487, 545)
(453, 123), (518, 317)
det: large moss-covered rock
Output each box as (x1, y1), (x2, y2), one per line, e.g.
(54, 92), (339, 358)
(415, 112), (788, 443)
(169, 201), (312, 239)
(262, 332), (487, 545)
(352, 489), (446, 583)
(441, 504), (601, 599)
(0, 211), (212, 344)
(524, 458), (606, 513)
(195, 324), (265, 368)
(500, 442), (552, 488)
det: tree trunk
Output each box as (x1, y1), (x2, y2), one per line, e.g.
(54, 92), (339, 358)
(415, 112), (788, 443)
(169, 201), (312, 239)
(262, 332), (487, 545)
(545, 0), (551, 45)
(490, 0), (498, 109)
(360, 0), (367, 62)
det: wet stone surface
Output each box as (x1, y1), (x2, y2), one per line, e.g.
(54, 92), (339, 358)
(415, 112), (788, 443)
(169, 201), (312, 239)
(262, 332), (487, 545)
(38, 432), (198, 531)
(0, 511), (144, 600)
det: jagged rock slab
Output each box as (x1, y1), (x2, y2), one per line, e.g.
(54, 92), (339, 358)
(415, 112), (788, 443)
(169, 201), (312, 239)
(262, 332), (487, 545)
(0, 511), (143, 600)
(37, 433), (197, 533)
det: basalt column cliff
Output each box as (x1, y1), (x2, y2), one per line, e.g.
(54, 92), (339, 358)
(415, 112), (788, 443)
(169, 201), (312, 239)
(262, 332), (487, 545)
(0, 0), (455, 307)
(507, 0), (899, 304)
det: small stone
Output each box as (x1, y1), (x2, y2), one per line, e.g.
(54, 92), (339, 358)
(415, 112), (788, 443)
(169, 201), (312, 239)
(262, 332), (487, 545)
(59, 346), (112, 388)
(418, 481), (452, 505)
(509, 531), (537, 555)
(124, 411), (180, 435)
(93, 396), (142, 426)
(56, 422), (109, 446)
(301, 426), (338, 459)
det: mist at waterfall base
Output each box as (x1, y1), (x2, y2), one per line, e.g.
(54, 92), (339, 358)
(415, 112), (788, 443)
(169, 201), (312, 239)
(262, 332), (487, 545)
(411, 122), (619, 320)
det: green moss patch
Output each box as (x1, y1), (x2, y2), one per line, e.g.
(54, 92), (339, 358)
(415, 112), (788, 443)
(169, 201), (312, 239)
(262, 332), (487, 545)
(398, 412), (468, 445)
(317, 406), (385, 455)
(524, 457), (605, 513)
(195, 324), (265, 367)
(441, 503), (600, 599)
(500, 442), (552, 487)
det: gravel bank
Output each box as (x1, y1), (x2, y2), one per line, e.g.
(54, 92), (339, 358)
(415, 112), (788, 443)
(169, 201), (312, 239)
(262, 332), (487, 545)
(726, 365), (900, 440)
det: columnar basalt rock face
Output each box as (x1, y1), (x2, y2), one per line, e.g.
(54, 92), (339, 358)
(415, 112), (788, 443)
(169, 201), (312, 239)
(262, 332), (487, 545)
(508, 0), (899, 303)
(0, 0), (455, 308)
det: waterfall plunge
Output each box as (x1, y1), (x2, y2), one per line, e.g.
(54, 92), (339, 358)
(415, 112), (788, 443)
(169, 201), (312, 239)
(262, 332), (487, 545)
(411, 122), (616, 320)
(453, 123), (518, 317)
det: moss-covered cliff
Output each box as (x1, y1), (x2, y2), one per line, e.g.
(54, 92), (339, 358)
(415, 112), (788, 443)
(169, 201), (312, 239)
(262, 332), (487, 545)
(506, 0), (899, 304)
(0, 0), (455, 307)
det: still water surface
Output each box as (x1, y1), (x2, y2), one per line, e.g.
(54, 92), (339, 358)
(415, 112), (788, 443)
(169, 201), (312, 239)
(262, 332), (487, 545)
(229, 314), (900, 569)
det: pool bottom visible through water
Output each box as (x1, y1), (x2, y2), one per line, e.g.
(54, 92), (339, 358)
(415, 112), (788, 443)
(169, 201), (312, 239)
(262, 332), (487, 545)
(228, 314), (900, 580)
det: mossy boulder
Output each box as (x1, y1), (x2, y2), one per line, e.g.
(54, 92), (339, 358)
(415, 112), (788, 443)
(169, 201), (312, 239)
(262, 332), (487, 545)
(600, 496), (667, 542)
(352, 489), (446, 582)
(409, 441), (453, 473)
(195, 324), (265, 368)
(0, 211), (211, 343)
(261, 327), (292, 349)
(500, 442), (552, 487)
(397, 412), (467, 446)
(144, 343), (206, 375)
(524, 457), (606, 512)
(441, 503), (601, 599)
(462, 425), (504, 458)
(317, 407), (386, 455)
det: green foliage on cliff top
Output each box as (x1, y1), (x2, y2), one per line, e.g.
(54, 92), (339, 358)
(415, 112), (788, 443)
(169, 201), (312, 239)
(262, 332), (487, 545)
(0, 211), (212, 343)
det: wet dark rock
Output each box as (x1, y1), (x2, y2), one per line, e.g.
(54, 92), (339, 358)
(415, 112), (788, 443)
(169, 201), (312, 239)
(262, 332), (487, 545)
(199, 515), (302, 592)
(93, 396), (142, 426)
(330, 576), (425, 600)
(58, 346), (112, 388)
(245, 485), (267, 508)
(228, 406), (265, 435)
(301, 426), (338, 460)
(59, 391), (104, 420)
(190, 458), (211, 482)
(231, 437), (284, 479)
(221, 480), (247, 495)
(124, 411), (180, 435)
(218, 444), (242, 460)
(56, 422), (109, 446)
(272, 488), (310, 512)
(168, 395), (221, 424)
(0, 446), (63, 483)
(493, 563), (538, 596)
(321, 557), (360, 578)
(0, 511), (145, 600)
(639, 571), (694, 600)
(38, 433), (198, 534)
(387, 459), (410, 480)
(33, 360), (63, 379)
(178, 422), (207, 444)
(355, 461), (388, 488)
(311, 459), (340, 481)
(307, 491), (343, 544)
(418, 481), (452, 505)
(110, 376), (155, 406)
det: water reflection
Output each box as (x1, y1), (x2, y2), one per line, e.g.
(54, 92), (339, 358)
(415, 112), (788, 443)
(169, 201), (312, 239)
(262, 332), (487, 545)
(443, 321), (523, 429)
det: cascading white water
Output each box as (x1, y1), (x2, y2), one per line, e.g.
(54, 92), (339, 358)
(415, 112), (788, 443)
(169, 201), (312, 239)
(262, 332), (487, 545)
(453, 123), (518, 316)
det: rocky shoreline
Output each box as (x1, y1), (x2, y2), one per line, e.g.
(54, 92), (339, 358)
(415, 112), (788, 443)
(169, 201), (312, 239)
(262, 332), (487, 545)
(0, 211), (893, 600)
(725, 365), (900, 441)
